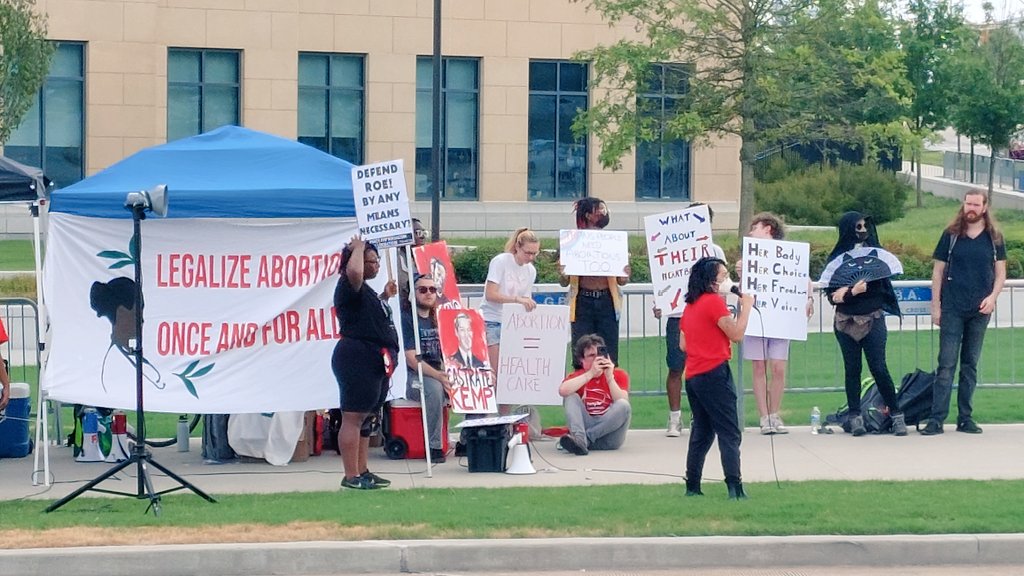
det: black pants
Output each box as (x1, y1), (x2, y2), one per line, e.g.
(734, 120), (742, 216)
(685, 362), (742, 483)
(572, 291), (620, 363)
(835, 317), (898, 414)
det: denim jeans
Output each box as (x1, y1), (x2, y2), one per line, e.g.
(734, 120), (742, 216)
(931, 309), (990, 424)
(834, 317), (899, 414)
(684, 362), (742, 484)
(563, 394), (631, 450)
(406, 370), (446, 450)
(572, 291), (620, 363)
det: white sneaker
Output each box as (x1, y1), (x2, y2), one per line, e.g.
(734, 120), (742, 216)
(770, 413), (789, 434)
(759, 415), (775, 435)
(666, 419), (683, 437)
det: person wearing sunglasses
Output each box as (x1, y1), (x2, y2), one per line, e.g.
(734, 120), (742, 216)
(401, 274), (451, 463)
(333, 236), (399, 489)
(824, 212), (905, 437)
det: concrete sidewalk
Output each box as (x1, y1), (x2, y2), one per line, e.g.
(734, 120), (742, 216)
(3, 424), (1024, 500)
(3, 425), (1024, 575)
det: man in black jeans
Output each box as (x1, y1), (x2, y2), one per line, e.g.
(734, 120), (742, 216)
(922, 190), (1006, 435)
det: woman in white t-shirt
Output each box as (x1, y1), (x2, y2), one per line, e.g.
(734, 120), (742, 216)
(480, 227), (540, 369)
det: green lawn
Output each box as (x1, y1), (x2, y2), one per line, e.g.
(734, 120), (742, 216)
(3, 480), (1024, 538)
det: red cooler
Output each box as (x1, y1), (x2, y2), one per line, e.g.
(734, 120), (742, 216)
(384, 398), (449, 460)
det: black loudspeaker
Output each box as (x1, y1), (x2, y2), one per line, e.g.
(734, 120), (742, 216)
(465, 423), (510, 473)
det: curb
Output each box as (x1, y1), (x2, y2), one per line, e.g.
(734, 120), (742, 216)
(3, 534), (1024, 575)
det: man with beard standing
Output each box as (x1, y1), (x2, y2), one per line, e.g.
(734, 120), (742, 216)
(922, 190), (1006, 436)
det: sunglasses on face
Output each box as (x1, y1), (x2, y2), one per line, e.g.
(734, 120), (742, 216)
(855, 223), (867, 231)
(417, 286), (438, 294)
(414, 229), (428, 239)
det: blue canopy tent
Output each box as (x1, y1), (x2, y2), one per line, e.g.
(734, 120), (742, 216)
(37, 126), (358, 484)
(50, 125), (356, 218)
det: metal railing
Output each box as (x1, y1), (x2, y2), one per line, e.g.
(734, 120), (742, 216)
(942, 151), (1024, 191)
(459, 280), (1024, 395)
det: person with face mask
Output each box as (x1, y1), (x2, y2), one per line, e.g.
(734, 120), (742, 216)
(559, 197), (631, 363)
(824, 212), (906, 437)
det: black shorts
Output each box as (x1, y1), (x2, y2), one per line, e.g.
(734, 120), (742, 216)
(332, 338), (392, 413)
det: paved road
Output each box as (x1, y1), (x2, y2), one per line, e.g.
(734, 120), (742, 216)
(345, 568), (1024, 576)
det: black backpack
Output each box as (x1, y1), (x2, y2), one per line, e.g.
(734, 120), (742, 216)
(897, 369), (935, 427)
(825, 379), (891, 433)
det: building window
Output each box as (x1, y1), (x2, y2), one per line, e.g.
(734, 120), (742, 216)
(4, 42), (85, 188)
(636, 63), (691, 200)
(298, 53), (364, 164)
(167, 49), (240, 141)
(528, 60), (588, 201)
(415, 57), (479, 200)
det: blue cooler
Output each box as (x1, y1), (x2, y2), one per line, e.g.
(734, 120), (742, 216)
(0, 382), (31, 458)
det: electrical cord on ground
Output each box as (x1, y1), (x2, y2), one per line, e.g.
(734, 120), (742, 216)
(752, 306), (782, 489)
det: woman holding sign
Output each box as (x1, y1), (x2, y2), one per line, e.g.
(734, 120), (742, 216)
(680, 257), (754, 500)
(333, 237), (399, 490)
(559, 198), (630, 363)
(481, 228), (540, 371)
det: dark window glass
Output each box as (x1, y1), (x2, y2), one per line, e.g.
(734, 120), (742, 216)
(635, 63), (691, 200)
(415, 57), (479, 200)
(5, 42), (86, 188)
(167, 49), (240, 141)
(527, 60), (588, 201)
(297, 53), (364, 164)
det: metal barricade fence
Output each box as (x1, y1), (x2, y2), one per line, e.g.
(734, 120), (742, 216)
(458, 280), (1024, 396)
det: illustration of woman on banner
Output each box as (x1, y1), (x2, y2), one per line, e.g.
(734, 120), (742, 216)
(90, 276), (163, 392)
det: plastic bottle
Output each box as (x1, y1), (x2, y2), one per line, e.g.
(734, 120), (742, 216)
(177, 415), (190, 452)
(810, 406), (821, 435)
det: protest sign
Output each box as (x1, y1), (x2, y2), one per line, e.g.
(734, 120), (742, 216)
(438, 308), (496, 413)
(351, 159), (413, 249)
(413, 241), (461, 308)
(558, 229), (629, 277)
(644, 204), (716, 314)
(496, 304), (569, 406)
(739, 237), (811, 341)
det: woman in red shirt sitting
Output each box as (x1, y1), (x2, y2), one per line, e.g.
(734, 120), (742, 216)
(680, 257), (754, 499)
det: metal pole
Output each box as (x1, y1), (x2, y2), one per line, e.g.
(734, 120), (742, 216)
(430, 0), (442, 241)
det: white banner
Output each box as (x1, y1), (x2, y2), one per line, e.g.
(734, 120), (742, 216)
(558, 229), (629, 277)
(352, 159), (413, 249)
(739, 237), (810, 341)
(644, 205), (715, 315)
(43, 213), (405, 413)
(496, 303), (569, 406)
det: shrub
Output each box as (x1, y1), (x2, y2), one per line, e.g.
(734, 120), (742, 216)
(755, 163), (910, 226)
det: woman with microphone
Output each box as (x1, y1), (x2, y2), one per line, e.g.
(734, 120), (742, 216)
(680, 257), (754, 499)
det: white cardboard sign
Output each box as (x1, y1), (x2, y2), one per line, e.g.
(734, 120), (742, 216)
(558, 229), (629, 277)
(351, 159), (413, 249)
(496, 303), (570, 406)
(643, 205), (716, 314)
(739, 237), (811, 341)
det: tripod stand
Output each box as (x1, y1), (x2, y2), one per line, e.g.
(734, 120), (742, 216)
(47, 193), (216, 515)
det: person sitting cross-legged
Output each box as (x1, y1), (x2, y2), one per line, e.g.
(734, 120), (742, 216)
(558, 334), (631, 455)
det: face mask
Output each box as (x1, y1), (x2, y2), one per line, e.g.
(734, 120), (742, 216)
(718, 278), (738, 295)
(856, 231), (868, 242)
(593, 213), (610, 229)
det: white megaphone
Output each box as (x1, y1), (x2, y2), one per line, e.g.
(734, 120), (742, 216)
(124, 184), (169, 217)
(105, 411), (130, 462)
(505, 431), (536, 475)
(76, 409), (106, 462)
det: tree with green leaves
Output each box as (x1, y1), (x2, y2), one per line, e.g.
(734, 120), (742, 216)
(900, 0), (969, 205)
(944, 15), (1024, 194)
(0, 0), (52, 145)
(573, 0), (911, 233)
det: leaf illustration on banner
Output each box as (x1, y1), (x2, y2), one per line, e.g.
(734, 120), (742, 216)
(96, 234), (139, 270)
(175, 359), (215, 399)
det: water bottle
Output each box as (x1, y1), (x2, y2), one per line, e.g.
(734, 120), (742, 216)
(177, 415), (190, 452)
(810, 406), (821, 435)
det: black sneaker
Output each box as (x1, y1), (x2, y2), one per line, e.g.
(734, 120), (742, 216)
(429, 448), (447, 463)
(559, 435), (589, 456)
(849, 415), (867, 437)
(360, 470), (390, 488)
(454, 441), (467, 457)
(341, 475), (378, 490)
(956, 419), (983, 434)
(919, 419), (944, 436)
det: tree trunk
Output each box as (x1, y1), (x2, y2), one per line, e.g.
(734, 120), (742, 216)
(988, 148), (996, 195)
(915, 151), (923, 208)
(738, 138), (756, 236)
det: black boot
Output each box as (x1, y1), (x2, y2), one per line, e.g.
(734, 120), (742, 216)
(726, 478), (748, 500)
(685, 476), (703, 497)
